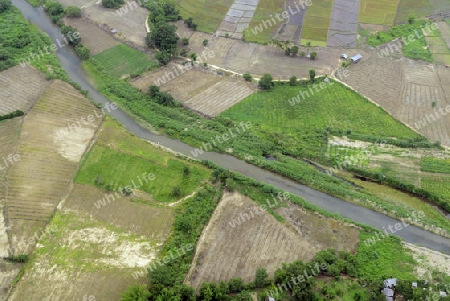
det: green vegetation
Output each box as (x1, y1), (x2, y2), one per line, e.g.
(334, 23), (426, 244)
(0, 5), (68, 78)
(75, 119), (211, 203)
(395, 0), (433, 24)
(101, 0), (125, 9)
(421, 157), (450, 174)
(92, 44), (157, 78)
(367, 20), (433, 61)
(0, 110), (24, 122)
(244, 0), (284, 44)
(64, 5), (82, 18)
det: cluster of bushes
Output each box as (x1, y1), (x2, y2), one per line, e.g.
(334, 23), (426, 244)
(101, 0), (124, 9)
(4, 254), (29, 263)
(347, 132), (439, 149)
(148, 85), (179, 107)
(0, 0), (11, 13)
(184, 17), (198, 30)
(0, 110), (24, 121)
(367, 19), (428, 47)
(43, 1), (90, 60)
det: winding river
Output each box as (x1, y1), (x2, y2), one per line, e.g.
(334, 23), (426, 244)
(12, 0), (450, 254)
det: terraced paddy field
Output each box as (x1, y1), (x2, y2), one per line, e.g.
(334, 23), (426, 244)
(327, 0), (360, 47)
(64, 17), (120, 55)
(242, 0), (285, 43)
(185, 191), (359, 289)
(131, 63), (257, 117)
(5, 80), (102, 253)
(358, 0), (399, 25)
(0, 65), (50, 115)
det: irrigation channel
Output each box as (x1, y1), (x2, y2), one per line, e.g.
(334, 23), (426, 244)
(12, 0), (450, 254)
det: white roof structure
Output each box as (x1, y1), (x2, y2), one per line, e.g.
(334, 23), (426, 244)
(384, 278), (397, 288)
(351, 54), (362, 62)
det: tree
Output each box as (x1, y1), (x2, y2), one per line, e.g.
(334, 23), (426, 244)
(65, 5), (81, 17)
(0, 0), (11, 13)
(259, 74), (273, 90)
(148, 85), (160, 97)
(184, 17), (193, 27)
(190, 52), (197, 62)
(310, 51), (317, 60)
(300, 51), (305, 57)
(182, 37), (189, 45)
(309, 69), (315, 82)
(203, 39), (209, 46)
(146, 22), (179, 53)
(243, 73), (252, 82)
(284, 48), (291, 56)
(255, 268), (268, 288)
(289, 75), (297, 86)
(408, 14), (415, 24)
(120, 285), (151, 301)
(192, 23), (198, 30)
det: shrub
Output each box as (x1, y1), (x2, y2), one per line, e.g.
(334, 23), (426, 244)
(0, 110), (24, 121)
(259, 74), (273, 90)
(182, 37), (189, 45)
(65, 5), (81, 17)
(156, 51), (171, 65)
(309, 69), (315, 82)
(5, 254), (28, 263)
(310, 51), (317, 60)
(254, 268), (268, 288)
(120, 284), (150, 301)
(203, 39), (209, 46)
(0, 0), (11, 13)
(101, 0), (124, 9)
(243, 73), (252, 82)
(229, 278), (245, 293)
(289, 75), (297, 86)
(75, 44), (90, 60)
(300, 51), (306, 57)
(180, 49), (188, 57)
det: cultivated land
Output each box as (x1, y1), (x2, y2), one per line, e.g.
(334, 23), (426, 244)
(5, 80), (102, 253)
(131, 61), (257, 117)
(64, 17), (120, 55)
(185, 191), (359, 289)
(92, 44), (157, 78)
(341, 55), (450, 147)
(0, 65), (50, 115)
(327, 0), (360, 47)
(358, 0), (399, 25)
(300, 0), (333, 45)
(243, 0), (284, 44)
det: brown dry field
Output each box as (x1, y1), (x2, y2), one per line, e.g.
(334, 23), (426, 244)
(185, 191), (360, 290)
(0, 65), (50, 115)
(64, 17), (120, 55)
(5, 80), (102, 254)
(84, 0), (148, 47)
(131, 62), (257, 116)
(9, 179), (175, 301)
(341, 54), (450, 147)
(174, 21), (352, 79)
(0, 260), (22, 301)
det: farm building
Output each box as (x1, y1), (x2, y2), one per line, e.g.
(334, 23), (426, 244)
(341, 54), (348, 59)
(351, 54), (362, 63)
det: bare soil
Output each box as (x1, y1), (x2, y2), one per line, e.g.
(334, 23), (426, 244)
(5, 80), (102, 254)
(64, 17), (120, 55)
(185, 191), (359, 290)
(0, 65), (50, 115)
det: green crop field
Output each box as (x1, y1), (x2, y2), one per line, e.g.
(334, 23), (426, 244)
(300, 0), (332, 44)
(220, 80), (422, 154)
(244, 0), (285, 44)
(421, 175), (450, 205)
(92, 44), (157, 78)
(421, 157), (450, 174)
(75, 119), (211, 203)
(358, 0), (399, 25)
(175, 0), (234, 33)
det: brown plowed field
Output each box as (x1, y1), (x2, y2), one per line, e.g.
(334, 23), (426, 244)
(5, 80), (102, 253)
(0, 65), (50, 115)
(342, 55), (450, 147)
(131, 63), (257, 117)
(185, 191), (360, 289)
(64, 17), (120, 55)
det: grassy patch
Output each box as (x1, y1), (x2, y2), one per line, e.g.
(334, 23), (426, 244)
(75, 118), (211, 203)
(358, 0), (399, 25)
(356, 230), (416, 280)
(175, 0), (234, 33)
(403, 36), (433, 61)
(395, 0), (433, 24)
(421, 175), (450, 203)
(315, 278), (370, 301)
(92, 44), (158, 78)
(421, 157), (450, 174)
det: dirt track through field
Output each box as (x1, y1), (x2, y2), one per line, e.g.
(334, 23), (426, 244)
(185, 191), (359, 289)
(5, 80), (102, 253)
(327, 0), (360, 47)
